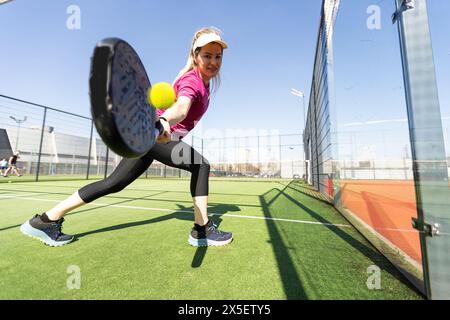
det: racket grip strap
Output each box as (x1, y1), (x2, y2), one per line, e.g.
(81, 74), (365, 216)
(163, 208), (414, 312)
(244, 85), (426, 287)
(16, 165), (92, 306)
(155, 120), (164, 136)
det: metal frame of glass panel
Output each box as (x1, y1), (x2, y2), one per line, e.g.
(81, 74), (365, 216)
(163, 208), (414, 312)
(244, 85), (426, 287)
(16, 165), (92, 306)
(394, 0), (450, 300)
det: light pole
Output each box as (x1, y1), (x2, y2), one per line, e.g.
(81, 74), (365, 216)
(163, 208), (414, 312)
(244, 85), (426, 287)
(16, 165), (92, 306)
(291, 88), (306, 130)
(291, 89), (307, 181)
(9, 115), (27, 151)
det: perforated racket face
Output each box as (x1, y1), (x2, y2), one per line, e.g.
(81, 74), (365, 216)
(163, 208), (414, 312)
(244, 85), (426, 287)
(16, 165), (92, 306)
(109, 41), (156, 156)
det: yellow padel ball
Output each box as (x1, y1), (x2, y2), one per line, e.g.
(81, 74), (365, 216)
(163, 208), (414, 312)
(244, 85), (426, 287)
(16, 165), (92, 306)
(148, 82), (176, 109)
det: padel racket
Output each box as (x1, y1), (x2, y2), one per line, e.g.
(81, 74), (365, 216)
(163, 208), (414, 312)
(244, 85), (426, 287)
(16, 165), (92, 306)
(89, 37), (164, 158)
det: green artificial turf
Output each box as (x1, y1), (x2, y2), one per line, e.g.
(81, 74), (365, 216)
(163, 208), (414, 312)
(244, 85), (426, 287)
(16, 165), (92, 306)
(0, 178), (424, 299)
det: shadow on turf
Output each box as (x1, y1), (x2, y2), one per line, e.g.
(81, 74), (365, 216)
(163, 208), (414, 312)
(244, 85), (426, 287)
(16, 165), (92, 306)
(74, 202), (239, 268)
(259, 180), (423, 299)
(0, 192), (169, 233)
(7, 190), (238, 270)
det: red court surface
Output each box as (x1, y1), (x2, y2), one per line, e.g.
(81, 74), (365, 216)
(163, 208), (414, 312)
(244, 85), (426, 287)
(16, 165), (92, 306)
(338, 180), (421, 264)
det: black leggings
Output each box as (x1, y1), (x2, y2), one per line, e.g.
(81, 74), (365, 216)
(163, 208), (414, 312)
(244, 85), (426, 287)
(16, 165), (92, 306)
(78, 140), (210, 203)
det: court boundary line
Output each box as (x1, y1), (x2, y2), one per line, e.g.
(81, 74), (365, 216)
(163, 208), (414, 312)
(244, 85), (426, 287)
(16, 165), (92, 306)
(0, 194), (351, 228)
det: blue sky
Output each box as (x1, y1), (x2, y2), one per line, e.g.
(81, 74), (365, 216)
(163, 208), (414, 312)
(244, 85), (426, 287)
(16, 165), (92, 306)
(0, 0), (320, 138)
(0, 0), (448, 157)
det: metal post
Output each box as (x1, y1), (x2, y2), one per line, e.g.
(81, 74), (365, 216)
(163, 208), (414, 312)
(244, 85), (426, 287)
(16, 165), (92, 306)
(86, 120), (94, 180)
(71, 152), (75, 176)
(313, 88), (320, 190)
(104, 147), (109, 179)
(35, 108), (47, 182)
(234, 137), (240, 172)
(201, 138), (204, 158)
(16, 122), (21, 151)
(278, 135), (282, 178)
(257, 135), (260, 176)
(302, 95), (306, 130)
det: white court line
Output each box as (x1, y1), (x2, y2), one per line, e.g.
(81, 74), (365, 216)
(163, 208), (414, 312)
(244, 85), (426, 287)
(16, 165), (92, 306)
(210, 213), (351, 228)
(0, 192), (51, 199)
(0, 194), (351, 228)
(3, 194), (448, 235)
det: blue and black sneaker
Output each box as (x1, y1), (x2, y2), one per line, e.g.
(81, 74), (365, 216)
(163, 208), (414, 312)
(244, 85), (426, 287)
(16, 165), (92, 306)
(20, 214), (74, 247)
(188, 219), (233, 247)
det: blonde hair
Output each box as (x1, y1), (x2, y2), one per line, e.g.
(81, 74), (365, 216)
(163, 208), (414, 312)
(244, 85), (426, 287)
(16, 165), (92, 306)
(175, 27), (225, 93)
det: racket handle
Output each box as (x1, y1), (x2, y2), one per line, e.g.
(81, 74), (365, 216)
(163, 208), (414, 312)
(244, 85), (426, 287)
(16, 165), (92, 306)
(155, 120), (164, 136)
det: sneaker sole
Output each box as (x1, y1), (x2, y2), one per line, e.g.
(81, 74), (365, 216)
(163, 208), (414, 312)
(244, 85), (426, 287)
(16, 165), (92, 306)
(188, 234), (233, 247)
(20, 221), (73, 247)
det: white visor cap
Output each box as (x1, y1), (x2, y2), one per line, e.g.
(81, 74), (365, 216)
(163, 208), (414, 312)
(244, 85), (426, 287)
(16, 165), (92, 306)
(193, 33), (228, 52)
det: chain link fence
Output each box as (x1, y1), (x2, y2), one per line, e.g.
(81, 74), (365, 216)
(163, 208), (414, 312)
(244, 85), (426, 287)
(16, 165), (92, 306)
(0, 95), (304, 181)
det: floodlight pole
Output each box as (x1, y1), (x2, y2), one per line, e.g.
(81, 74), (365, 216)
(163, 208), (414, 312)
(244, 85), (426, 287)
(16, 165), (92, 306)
(9, 115), (27, 151)
(291, 88), (306, 130)
(291, 88), (307, 180)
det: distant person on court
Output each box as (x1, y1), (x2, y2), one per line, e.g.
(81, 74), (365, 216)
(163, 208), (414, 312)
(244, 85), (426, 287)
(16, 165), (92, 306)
(3, 151), (22, 177)
(0, 158), (8, 176)
(20, 27), (233, 247)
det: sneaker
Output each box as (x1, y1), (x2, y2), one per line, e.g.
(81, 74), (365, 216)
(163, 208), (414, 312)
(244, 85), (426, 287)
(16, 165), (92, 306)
(20, 214), (74, 247)
(188, 219), (233, 247)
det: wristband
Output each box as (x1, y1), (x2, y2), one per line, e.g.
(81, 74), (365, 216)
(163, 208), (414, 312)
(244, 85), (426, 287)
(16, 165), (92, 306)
(160, 117), (168, 123)
(155, 120), (164, 135)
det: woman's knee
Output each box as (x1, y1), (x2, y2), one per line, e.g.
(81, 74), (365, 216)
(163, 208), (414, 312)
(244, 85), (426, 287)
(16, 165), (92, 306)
(104, 177), (128, 194)
(192, 159), (210, 173)
(78, 176), (129, 203)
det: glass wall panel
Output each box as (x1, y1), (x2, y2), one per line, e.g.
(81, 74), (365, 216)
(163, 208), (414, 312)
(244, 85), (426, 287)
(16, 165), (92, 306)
(400, 0), (450, 299)
(332, 0), (423, 292)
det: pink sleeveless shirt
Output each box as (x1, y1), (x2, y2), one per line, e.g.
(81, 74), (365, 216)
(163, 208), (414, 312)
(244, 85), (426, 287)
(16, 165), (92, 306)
(156, 68), (210, 140)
